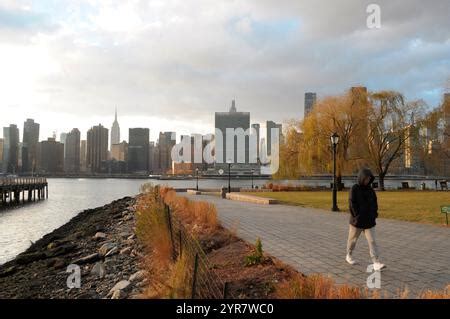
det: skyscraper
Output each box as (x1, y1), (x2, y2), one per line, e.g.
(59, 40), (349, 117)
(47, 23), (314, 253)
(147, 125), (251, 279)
(111, 108), (120, 148)
(80, 140), (87, 173)
(2, 124), (20, 174)
(22, 119), (40, 174)
(214, 100), (250, 164)
(304, 92), (317, 118)
(65, 128), (81, 173)
(148, 141), (155, 173)
(36, 137), (64, 174)
(0, 138), (3, 170)
(158, 132), (176, 174)
(60, 133), (67, 146)
(111, 141), (128, 162)
(251, 123), (260, 161)
(86, 124), (108, 173)
(128, 128), (149, 173)
(266, 121), (282, 156)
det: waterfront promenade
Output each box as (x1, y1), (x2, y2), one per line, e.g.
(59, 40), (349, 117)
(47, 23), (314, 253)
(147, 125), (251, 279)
(184, 194), (450, 297)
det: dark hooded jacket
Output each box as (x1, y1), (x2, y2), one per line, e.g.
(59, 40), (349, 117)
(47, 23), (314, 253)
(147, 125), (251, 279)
(349, 168), (378, 229)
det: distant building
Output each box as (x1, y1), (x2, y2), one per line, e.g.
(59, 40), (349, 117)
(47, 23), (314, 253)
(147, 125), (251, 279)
(214, 100), (250, 164)
(37, 138), (64, 174)
(148, 141), (155, 173)
(172, 162), (194, 175)
(251, 123), (260, 161)
(111, 141), (128, 162)
(0, 138), (3, 170)
(86, 124), (108, 173)
(80, 140), (87, 173)
(22, 119), (40, 174)
(64, 128), (81, 173)
(304, 92), (317, 118)
(128, 128), (149, 174)
(444, 93), (450, 139)
(152, 142), (161, 173)
(101, 159), (127, 174)
(111, 108), (120, 148)
(404, 125), (422, 173)
(266, 121), (282, 156)
(2, 124), (20, 174)
(60, 133), (67, 146)
(158, 132), (176, 174)
(443, 93), (450, 174)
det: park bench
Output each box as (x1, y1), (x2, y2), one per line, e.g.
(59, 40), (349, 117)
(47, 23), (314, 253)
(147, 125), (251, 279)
(401, 182), (410, 189)
(440, 181), (448, 191)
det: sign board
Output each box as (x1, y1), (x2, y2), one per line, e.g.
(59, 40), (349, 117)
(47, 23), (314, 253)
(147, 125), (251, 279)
(442, 205), (450, 226)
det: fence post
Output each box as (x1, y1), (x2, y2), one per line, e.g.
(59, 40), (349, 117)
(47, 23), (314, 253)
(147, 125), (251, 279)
(165, 204), (176, 261)
(191, 253), (199, 299)
(223, 282), (229, 299)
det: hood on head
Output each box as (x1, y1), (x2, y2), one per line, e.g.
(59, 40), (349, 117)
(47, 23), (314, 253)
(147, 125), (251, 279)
(357, 168), (374, 186)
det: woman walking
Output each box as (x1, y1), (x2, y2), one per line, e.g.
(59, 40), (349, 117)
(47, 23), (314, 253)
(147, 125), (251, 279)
(346, 168), (386, 271)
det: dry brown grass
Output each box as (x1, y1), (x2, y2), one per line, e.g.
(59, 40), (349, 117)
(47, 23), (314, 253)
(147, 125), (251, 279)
(136, 184), (220, 299)
(276, 274), (450, 299)
(417, 285), (450, 299)
(160, 187), (219, 235)
(276, 273), (365, 299)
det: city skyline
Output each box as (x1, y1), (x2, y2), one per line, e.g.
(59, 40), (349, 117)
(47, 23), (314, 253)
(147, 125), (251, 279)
(0, 1), (449, 141)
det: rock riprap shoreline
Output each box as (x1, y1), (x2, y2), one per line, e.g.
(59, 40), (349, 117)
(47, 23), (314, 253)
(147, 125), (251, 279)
(0, 196), (146, 299)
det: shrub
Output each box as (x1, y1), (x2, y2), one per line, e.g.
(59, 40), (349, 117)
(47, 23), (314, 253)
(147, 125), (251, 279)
(135, 187), (172, 268)
(245, 238), (264, 266)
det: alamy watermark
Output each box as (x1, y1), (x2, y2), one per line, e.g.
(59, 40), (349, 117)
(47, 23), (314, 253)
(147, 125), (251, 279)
(366, 264), (381, 289)
(170, 127), (280, 174)
(66, 264), (81, 289)
(366, 4), (381, 29)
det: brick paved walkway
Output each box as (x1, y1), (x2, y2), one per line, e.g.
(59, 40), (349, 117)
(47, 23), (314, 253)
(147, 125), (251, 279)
(184, 194), (450, 297)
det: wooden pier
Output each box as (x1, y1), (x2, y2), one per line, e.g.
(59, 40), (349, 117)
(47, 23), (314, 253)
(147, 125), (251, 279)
(0, 177), (48, 207)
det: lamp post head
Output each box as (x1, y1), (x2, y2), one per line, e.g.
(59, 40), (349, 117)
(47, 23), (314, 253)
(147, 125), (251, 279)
(330, 132), (340, 146)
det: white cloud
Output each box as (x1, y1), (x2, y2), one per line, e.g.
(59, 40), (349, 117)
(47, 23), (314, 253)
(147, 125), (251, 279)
(0, 0), (449, 141)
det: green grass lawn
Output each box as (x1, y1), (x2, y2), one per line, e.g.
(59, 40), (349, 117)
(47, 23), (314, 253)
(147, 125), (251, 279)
(248, 191), (450, 226)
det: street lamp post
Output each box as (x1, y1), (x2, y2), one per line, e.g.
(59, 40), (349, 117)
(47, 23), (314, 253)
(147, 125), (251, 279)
(251, 169), (254, 189)
(196, 167), (199, 191)
(227, 159), (232, 193)
(331, 132), (340, 212)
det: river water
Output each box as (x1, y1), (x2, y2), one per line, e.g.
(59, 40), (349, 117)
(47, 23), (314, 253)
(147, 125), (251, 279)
(0, 177), (440, 265)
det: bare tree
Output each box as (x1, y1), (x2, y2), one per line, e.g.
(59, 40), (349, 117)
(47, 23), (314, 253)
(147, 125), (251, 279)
(366, 91), (425, 190)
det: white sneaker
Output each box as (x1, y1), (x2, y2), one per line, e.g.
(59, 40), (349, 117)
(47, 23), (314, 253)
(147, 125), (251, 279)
(373, 262), (386, 271)
(346, 254), (357, 265)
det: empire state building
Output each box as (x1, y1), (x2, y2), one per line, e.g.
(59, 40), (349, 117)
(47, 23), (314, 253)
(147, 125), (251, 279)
(111, 108), (120, 148)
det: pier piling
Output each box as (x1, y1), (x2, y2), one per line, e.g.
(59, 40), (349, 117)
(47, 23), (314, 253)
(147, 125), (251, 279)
(0, 177), (48, 208)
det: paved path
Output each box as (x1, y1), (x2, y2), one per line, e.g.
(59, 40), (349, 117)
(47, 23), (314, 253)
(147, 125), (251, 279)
(184, 194), (450, 297)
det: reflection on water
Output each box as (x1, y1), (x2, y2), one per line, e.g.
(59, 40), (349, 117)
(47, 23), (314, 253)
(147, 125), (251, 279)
(0, 177), (438, 264)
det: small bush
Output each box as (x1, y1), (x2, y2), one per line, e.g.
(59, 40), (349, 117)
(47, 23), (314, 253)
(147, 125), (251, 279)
(245, 238), (264, 266)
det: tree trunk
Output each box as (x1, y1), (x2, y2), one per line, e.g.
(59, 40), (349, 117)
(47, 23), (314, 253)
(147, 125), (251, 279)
(379, 173), (386, 191)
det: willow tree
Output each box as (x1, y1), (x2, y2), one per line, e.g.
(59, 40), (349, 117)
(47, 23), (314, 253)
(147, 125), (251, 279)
(366, 91), (423, 190)
(274, 120), (303, 179)
(300, 91), (369, 179)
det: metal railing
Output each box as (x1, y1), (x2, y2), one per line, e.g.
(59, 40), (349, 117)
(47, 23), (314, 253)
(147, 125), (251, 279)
(157, 199), (233, 299)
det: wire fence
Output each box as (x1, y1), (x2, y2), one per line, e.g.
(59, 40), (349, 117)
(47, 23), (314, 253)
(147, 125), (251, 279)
(160, 201), (234, 299)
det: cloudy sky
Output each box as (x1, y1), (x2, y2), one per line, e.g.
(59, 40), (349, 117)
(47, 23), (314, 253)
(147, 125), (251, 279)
(0, 0), (449, 142)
